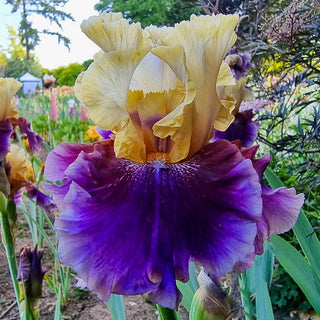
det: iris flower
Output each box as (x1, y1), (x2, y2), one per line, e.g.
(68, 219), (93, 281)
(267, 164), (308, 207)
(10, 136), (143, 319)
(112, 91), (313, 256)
(0, 78), (44, 160)
(0, 78), (51, 211)
(0, 78), (21, 161)
(44, 12), (304, 309)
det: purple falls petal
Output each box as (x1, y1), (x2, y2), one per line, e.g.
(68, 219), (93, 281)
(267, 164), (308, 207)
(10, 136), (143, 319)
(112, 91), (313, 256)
(213, 111), (260, 147)
(25, 185), (57, 214)
(14, 117), (44, 153)
(45, 139), (262, 309)
(0, 119), (13, 161)
(44, 143), (95, 181)
(234, 144), (304, 271)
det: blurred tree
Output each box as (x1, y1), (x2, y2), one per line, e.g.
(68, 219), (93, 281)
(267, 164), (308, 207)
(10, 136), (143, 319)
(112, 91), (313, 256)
(94, 0), (203, 27)
(3, 27), (42, 78)
(5, 0), (74, 60)
(50, 63), (85, 86)
(82, 59), (93, 70)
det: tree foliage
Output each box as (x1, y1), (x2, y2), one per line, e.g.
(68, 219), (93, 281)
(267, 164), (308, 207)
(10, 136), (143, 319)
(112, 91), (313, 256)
(253, 1), (320, 192)
(5, 0), (74, 60)
(1, 27), (42, 78)
(94, 0), (203, 27)
(45, 63), (85, 86)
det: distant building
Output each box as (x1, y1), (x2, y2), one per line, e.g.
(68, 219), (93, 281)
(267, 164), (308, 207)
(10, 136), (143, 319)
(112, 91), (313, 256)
(19, 72), (42, 94)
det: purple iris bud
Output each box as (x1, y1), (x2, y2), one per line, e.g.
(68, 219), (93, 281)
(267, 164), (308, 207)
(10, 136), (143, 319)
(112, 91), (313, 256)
(0, 119), (13, 162)
(213, 111), (260, 147)
(96, 126), (113, 139)
(213, 100), (272, 147)
(25, 185), (56, 214)
(14, 117), (45, 153)
(17, 245), (46, 299)
(69, 107), (76, 116)
(43, 139), (304, 309)
(225, 47), (255, 80)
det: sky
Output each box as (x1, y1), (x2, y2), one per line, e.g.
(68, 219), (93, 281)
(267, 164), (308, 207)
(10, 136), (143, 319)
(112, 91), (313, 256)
(0, 0), (101, 69)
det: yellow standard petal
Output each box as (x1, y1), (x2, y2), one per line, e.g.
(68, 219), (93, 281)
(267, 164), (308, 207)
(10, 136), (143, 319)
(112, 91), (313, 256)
(81, 11), (151, 53)
(0, 78), (22, 121)
(6, 144), (34, 188)
(77, 12), (244, 164)
(76, 47), (151, 131)
(152, 14), (239, 161)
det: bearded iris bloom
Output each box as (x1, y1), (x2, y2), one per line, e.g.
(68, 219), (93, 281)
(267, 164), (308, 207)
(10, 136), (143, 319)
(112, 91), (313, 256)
(44, 12), (304, 309)
(0, 78), (21, 161)
(0, 78), (44, 161)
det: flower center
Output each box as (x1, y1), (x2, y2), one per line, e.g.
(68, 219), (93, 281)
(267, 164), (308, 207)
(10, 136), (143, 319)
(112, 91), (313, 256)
(147, 152), (169, 163)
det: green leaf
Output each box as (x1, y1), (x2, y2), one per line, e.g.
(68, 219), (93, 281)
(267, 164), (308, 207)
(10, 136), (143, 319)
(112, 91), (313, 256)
(54, 287), (63, 320)
(271, 235), (320, 314)
(292, 212), (320, 280)
(0, 191), (7, 213)
(239, 243), (275, 320)
(255, 277), (274, 320)
(178, 281), (198, 312)
(264, 167), (284, 189)
(254, 242), (275, 287)
(157, 305), (180, 320)
(107, 294), (126, 320)
(20, 208), (59, 260)
(176, 262), (199, 312)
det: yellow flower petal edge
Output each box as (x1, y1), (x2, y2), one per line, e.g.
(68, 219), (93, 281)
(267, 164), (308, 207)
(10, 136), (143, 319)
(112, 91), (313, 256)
(0, 78), (22, 121)
(77, 12), (241, 163)
(6, 144), (34, 185)
(81, 11), (151, 53)
(76, 47), (151, 131)
(151, 14), (239, 160)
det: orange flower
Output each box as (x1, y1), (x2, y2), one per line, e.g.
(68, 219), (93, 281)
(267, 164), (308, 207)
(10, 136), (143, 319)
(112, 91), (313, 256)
(84, 126), (100, 141)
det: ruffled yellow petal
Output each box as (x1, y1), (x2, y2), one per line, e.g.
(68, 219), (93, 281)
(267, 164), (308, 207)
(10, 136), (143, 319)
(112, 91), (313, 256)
(76, 47), (150, 130)
(151, 14), (239, 160)
(74, 71), (84, 102)
(217, 61), (236, 87)
(77, 12), (246, 164)
(115, 89), (186, 163)
(130, 53), (178, 93)
(153, 96), (195, 162)
(6, 144), (34, 185)
(114, 118), (146, 163)
(0, 78), (22, 121)
(145, 25), (173, 45)
(223, 78), (254, 114)
(81, 11), (151, 53)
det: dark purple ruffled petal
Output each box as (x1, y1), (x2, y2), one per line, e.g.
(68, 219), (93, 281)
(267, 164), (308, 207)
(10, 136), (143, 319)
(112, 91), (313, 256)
(44, 143), (95, 181)
(14, 117), (44, 153)
(234, 144), (304, 271)
(45, 139), (263, 308)
(213, 111), (260, 147)
(0, 119), (13, 161)
(25, 185), (56, 214)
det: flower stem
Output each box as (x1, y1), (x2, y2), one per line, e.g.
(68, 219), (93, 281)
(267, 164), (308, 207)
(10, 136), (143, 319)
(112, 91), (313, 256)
(0, 200), (20, 309)
(157, 305), (180, 320)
